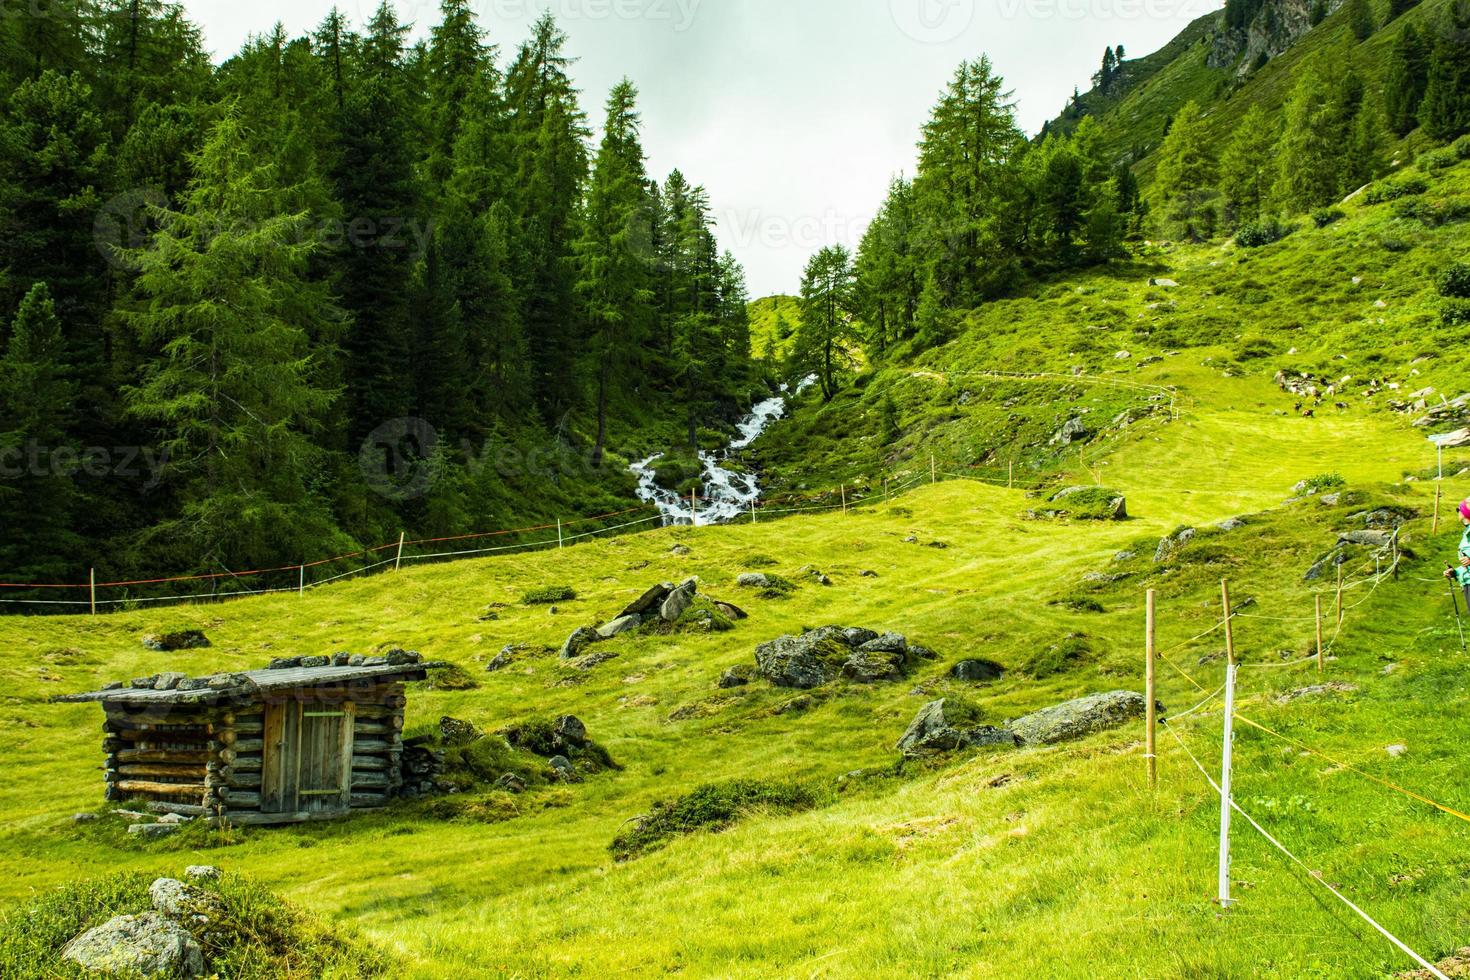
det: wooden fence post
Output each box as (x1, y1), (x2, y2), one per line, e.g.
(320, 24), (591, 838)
(394, 531), (406, 570)
(1434, 483), (1442, 535)
(691, 490), (698, 528)
(1323, 599), (1334, 675)
(931, 455), (937, 484)
(1336, 563), (1344, 628)
(1146, 589), (1157, 792)
(89, 568), (96, 616)
(1009, 460), (1014, 489)
(557, 520), (563, 550)
(841, 484), (847, 514)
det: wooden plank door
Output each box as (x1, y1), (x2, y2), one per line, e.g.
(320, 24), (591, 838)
(261, 701), (355, 814)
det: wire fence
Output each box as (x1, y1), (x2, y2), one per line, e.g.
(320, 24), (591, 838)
(1138, 536), (1465, 979)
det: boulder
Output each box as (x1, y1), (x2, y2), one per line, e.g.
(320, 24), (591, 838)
(597, 614), (643, 639)
(1339, 530), (1395, 549)
(62, 912), (205, 978)
(128, 824), (179, 839)
(1050, 418), (1091, 446)
(485, 646), (517, 673)
(141, 630), (211, 652)
(621, 584), (673, 618)
(1149, 278), (1179, 288)
(439, 717), (482, 746)
(713, 601), (749, 621)
(753, 633), (848, 690)
(1008, 691), (1152, 746)
(183, 866), (220, 882)
(737, 572), (774, 588)
(841, 650), (908, 684)
(950, 659), (1005, 683)
(151, 673), (188, 691)
(858, 632), (908, 656)
(559, 626), (603, 660)
(718, 665), (754, 689)
(149, 877), (220, 921)
(1153, 527), (1195, 563)
(497, 773), (527, 793)
(842, 627), (881, 647)
(659, 580), (697, 622)
(896, 699), (1019, 758)
(554, 715), (587, 748)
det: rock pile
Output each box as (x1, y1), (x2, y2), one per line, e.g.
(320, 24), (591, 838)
(897, 691), (1157, 759)
(61, 872), (221, 978)
(557, 579), (745, 661)
(752, 627), (937, 690)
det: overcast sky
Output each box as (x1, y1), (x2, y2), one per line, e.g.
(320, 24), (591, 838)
(186, 0), (1219, 296)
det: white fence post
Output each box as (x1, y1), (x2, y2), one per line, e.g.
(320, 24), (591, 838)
(394, 531), (406, 570)
(557, 519), (563, 550)
(299, 564), (305, 596)
(1219, 662), (1238, 909)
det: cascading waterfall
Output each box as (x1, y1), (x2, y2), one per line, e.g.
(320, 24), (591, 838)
(630, 377), (815, 526)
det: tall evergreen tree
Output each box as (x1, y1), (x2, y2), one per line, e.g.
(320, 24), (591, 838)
(1220, 105), (1278, 228)
(1274, 69), (1342, 212)
(1151, 100), (1217, 241)
(1419, 0), (1470, 140)
(1385, 23), (1431, 135)
(1348, 0), (1377, 40)
(124, 112), (346, 568)
(575, 79), (653, 466)
(794, 246), (858, 403)
(425, 0), (492, 199)
(334, 2), (423, 442)
(913, 57), (1025, 305)
(0, 283), (78, 581)
(505, 13), (590, 418)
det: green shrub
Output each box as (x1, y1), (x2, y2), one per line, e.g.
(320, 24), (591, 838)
(1379, 236), (1414, 252)
(1300, 473), (1346, 493)
(1417, 147), (1458, 171)
(0, 872), (391, 978)
(1233, 335), (1279, 360)
(1311, 207), (1345, 228)
(1364, 176), (1429, 204)
(1442, 299), (1470, 327)
(1235, 218), (1294, 248)
(1437, 263), (1470, 299)
(521, 584), (576, 605)
(1453, 134), (1470, 160)
(753, 574), (797, 598)
(610, 779), (820, 859)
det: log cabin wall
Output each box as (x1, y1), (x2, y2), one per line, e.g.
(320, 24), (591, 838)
(102, 706), (223, 813)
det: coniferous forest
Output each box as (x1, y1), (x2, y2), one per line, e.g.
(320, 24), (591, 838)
(0, 1), (757, 585)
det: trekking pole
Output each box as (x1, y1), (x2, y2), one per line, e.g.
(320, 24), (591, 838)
(1448, 567), (1467, 652)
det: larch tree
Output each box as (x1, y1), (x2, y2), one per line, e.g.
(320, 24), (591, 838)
(795, 246), (859, 403)
(1220, 105), (1278, 228)
(1151, 100), (1217, 241)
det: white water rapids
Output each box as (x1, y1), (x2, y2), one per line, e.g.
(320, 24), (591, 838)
(630, 377), (815, 525)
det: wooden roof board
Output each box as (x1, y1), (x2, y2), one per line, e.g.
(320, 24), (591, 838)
(53, 663), (445, 706)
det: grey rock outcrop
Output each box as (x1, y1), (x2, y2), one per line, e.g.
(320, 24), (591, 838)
(597, 614), (643, 639)
(753, 626), (926, 689)
(62, 912), (205, 978)
(950, 659), (1005, 683)
(896, 699), (1019, 758)
(559, 626), (603, 660)
(1009, 691), (1151, 746)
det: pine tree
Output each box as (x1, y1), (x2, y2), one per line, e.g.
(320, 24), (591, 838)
(334, 1), (423, 442)
(1419, 0), (1470, 141)
(1385, 23), (1430, 135)
(1220, 105), (1278, 228)
(913, 57), (1025, 305)
(1151, 100), (1217, 241)
(506, 13), (590, 418)
(0, 70), (111, 386)
(0, 283), (78, 581)
(1345, 94), (1389, 192)
(1348, 0), (1377, 40)
(123, 111), (346, 568)
(794, 246), (858, 402)
(575, 79), (654, 467)
(91, 0), (211, 139)
(425, 0), (492, 199)
(1274, 69), (1343, 212)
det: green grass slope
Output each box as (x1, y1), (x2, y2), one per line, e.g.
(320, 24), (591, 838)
(2, 335), (1469, 975)
(755, 150), (1470, 497)
(747, 294), (801, 361)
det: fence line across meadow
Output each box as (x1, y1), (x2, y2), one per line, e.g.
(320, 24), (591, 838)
(1137, 541), (1467, 979)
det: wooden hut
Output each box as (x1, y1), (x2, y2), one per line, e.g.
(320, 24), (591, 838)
(56, 655), (443, 825)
